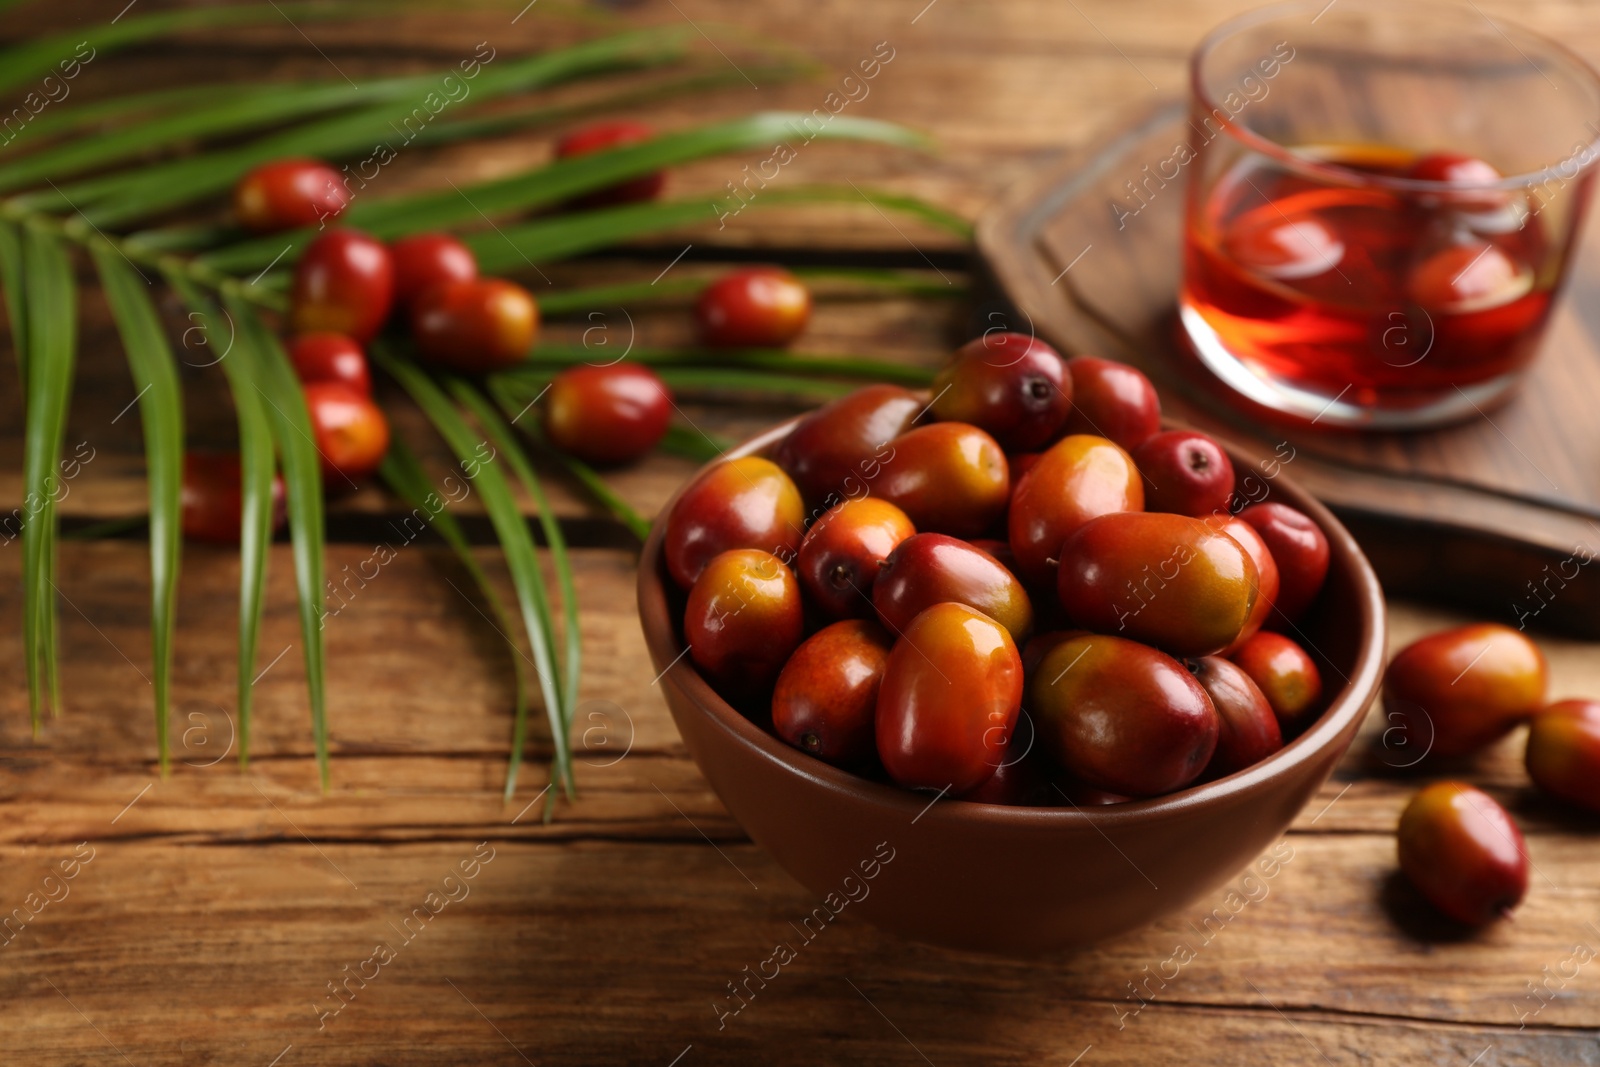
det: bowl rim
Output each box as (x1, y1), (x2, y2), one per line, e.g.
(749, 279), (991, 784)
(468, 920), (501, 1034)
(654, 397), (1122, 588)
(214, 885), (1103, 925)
(636, 413), (1387, 830)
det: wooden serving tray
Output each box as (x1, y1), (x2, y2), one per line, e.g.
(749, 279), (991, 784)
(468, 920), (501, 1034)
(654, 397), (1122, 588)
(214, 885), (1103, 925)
(978, 100), (1600, 636)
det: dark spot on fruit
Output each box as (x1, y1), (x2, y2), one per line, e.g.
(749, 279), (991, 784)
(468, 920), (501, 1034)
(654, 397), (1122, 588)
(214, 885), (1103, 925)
(801, 732), (821, 752)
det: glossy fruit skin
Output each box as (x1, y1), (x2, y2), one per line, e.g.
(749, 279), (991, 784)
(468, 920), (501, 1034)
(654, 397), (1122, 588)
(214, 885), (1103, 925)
(290, 229), (394, 343)
(930, 332), (1071, 452)
(411, 278), (537, 373)
(1058, 511), (1259, 658)
(775, 384), (921, 508)
(180, 452), (286, 544)
(1237, 502), (1329, 625)
(1189, 656), (1282, 778)
(1133, 430), (1235, 517)
(543, 363), (672, 466)
(685, 549), (804, 699)
(303, 381), (390, 483)
(875, 602), (1024, 793)
(1062, 356), (1161, 451)
(288, 332), (371, 396)
(1230, 630), (1323, 729)
(874, 533), (1033, 642)
(555, 120), (665, 207)
(875, 423), (1009, 538)
(771, 620), (892, 766)
(389, 233), (478, 306)
(1218, 516), (1279, 654)
(796, 497), (915, 619)
(1398, 782), (1528, 925)
(1524, 700), (1600, 812)
(1007, 433), (1143, 586)
(1029, 633), (1218, 797)
(1383, 623), (1548, 759)
(1406, 152), (1507, 212)
(695, 267), (811, 348)
(233, 157), (348, 233)
(664, 456), (805, 589)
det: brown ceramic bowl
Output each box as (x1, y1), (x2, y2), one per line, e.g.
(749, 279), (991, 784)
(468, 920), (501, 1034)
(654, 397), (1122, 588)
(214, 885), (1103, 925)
(637, 417), (1385, 955)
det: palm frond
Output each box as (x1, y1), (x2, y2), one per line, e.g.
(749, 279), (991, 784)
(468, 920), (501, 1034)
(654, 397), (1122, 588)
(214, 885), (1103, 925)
(92, 244), (182, 776)
(18, 225), (76, 729)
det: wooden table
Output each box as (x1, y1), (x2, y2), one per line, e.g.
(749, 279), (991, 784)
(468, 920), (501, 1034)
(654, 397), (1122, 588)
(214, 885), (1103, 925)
(5, 2), (1600, 1064)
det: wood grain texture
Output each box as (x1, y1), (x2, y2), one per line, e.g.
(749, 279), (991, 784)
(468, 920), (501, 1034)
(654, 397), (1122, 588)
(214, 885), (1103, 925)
(3, 0), (1600, 1063)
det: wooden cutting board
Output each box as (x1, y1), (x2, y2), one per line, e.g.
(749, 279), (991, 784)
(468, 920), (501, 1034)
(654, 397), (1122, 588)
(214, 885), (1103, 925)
(978, 100), (1600, 637)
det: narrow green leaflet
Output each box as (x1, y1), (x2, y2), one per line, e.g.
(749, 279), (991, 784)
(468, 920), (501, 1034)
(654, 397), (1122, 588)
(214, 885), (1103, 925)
(0, 3), (365, 99)
(226, 296), (331, 790)
(377, 436), (533, 801)
(18, 225), (75, 730)
(449, 378), (581, 799)
(55, 32), (690, 228)
(535, 267), (960, 318)
(659, 424), (730, 464)
(197, 112), (931, 273)
(459, 185), (965, 277)
(92, 244), (182, 776)
(376, 348), (573, 799)
(168, 274), (276, 768)
(486, 377), (652, 541)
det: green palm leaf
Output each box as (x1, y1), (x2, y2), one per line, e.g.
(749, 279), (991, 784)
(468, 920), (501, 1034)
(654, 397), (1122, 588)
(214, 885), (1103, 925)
(92, 244), (182, 776)
(167, 275), (277, 768)
(38, 31), (690, 226)
(197, 112), (931, 273)
(378, 436), (534, 800)
(226, 296), (331, 790)
(449, 379), (581, 799)
(0, 220), (29, 380)
(18, 225), (76, 730)
(376, 347), (573, 799)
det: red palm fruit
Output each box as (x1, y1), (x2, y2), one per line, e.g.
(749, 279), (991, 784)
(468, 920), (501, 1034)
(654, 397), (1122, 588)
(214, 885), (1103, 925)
(233, 158), (348, 233)
(290, 229), (394, 343)
(543, 363), (671, 466)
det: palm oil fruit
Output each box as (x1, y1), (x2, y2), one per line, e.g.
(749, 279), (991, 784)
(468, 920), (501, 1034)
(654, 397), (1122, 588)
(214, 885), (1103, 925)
(1525, 700), (1600, 813)
(1133, 429), (1235, 517)
(1057, 511), (1259, 658)
(1217, 515), (1279, 653)
(543, 363), (672, 466)
(1006, 433), (1143, 586)
(873, 533), (1033, 643)
(1062, 356), (1161, 450)
(288, 332), (371, 396)
(1238, 501), (1329, 624)
(771, 619), (892, 766)
(1383, 623), (1547, 759)
(1188, 656), (1282, 778)
(776, 384), (921, 508)
(685, 549), (804, 699)
(389, 232), (478, 306)
(411, 278), (537, 373)
(233, 157), (348, 233)
(1029, 633), (1218, 797)
(664, 456), (805, 589)
(303, 381), (390, 483)
(1229, 630), (1323, 729)
(180, 452), (286, 544)
(695, 266), (811, 348)
(554, 119), (665, 207)
(796, 497), (915, 619)
(290, 229), (395, 343)
(929, 332), (1071, 452)
(875, 602), (1023, 793)
(1398, 782), (1528, 925)
(874, 423), (1009, 538)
